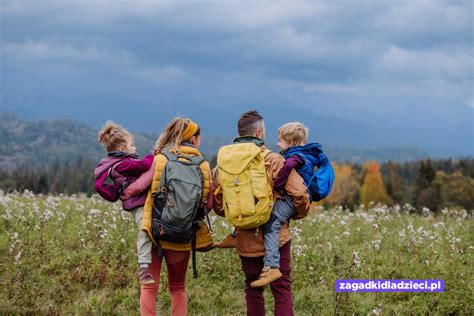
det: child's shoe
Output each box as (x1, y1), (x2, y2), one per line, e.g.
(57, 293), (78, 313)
(139, 267), (155, 285)
(250, 266), (282, 287)
(196, 242), (217, 252)
(216, 233), (237, 248)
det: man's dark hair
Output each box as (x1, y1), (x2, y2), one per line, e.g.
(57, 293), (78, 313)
(237, 110), (264, 136)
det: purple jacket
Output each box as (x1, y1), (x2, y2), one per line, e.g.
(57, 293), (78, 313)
(94, 152), (153, 211)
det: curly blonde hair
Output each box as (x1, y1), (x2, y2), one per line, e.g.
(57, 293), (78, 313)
(97, 121), (132, 151)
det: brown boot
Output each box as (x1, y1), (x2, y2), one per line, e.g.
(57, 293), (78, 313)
(139, 267), (155, 285)
(250, 266), (282, 288)
(197, 242), (217, 252)
(216, 233), (237, 248)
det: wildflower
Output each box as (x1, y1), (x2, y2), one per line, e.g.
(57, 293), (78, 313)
(98, 229), (108, 239)
(351, 251), (361, 268)
(372, 304), (382, 316)
(422, 207), (431, 217)
(372, 239), (381, 250)
(14, 250), (22, 265)
(42, 209), (53, 221)
(433, 222), (445, 229)
(294, 244), (308, 257)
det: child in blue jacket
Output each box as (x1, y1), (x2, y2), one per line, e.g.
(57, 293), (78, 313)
(251, 122), (335, 287)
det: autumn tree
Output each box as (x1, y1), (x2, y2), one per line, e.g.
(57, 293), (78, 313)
(359, 161), (393, 206)
(323, 163), (360, 208)
(434, 171), (474, 210)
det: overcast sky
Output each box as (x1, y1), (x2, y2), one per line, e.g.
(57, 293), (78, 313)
(1, 0), (473, 153)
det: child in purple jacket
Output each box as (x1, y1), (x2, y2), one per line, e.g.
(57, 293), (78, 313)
(94, 121), (155, 285)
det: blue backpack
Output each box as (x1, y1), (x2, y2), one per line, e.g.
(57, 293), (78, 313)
(284, 143), (335, 202)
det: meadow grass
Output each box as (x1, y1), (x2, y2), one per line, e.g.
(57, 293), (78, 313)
(1, 191), (472, 315)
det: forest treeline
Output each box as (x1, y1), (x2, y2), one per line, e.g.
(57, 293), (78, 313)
(0, 157), (473, 211)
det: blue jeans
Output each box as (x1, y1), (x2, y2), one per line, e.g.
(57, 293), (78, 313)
(263, 195), (296, 268)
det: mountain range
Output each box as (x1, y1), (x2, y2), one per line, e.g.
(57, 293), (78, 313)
(0, 112), (445, 170)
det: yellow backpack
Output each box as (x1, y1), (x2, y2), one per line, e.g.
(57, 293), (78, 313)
(217, 142), (273, 229)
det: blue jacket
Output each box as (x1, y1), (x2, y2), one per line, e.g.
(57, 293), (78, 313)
(283, 143), (335, 202)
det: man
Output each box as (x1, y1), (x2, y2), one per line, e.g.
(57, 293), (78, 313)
(213, 110), (310, 316)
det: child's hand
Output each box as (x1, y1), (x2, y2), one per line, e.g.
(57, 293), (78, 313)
(274, 190), (283, 199)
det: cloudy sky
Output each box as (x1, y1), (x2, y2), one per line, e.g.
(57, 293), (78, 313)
(1, 1), (473, 155)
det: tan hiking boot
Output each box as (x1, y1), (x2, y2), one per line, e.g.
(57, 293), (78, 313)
(197, 242), (217, 252)
(139, 267), (155, 285)
(216, 233), (237, 248)
(250, 266), (282, 287)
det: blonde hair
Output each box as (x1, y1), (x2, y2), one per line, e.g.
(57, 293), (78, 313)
(278, 122), (308, 146)
(154, 118), (200, 153)
(98, 120), (132, 151)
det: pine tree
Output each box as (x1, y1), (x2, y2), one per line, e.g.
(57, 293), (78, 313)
(382, 161), (405, 204)
(412, 159), (440, 211)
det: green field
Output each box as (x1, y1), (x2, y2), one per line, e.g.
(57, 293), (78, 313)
(1, 191), (473, 315)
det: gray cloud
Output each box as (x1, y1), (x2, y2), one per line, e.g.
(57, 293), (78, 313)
(1, 0), (472, 154)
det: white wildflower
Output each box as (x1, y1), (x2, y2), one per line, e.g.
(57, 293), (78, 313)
(422, 207), (431, 217)
(372, 304), (382, 316)
(327, 241), (333, 250)
(433, 222), (445, 229)
(98, 229), (108, 239)
(351, 251), (361, 268)
(372, 239), (381, 251)
(14, 250), (22, 265)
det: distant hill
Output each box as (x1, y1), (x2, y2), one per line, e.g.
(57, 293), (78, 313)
(0, 112), (435, 170)
(0, 113), (155, 170)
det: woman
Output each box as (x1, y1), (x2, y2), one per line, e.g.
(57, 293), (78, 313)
(122, 118), (214, 315)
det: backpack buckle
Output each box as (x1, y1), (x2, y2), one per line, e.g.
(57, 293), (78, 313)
(158, 224), (165, 236)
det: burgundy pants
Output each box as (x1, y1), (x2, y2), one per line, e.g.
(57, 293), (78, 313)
(240, 241), (294, 316)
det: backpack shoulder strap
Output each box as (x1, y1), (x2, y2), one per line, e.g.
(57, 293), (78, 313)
(170, 150), (206, 166)
(261, 148), (272, 158)
(188, 155), (205, 166)
(160, 150), (174, 162)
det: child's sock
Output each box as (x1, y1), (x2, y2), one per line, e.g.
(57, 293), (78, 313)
(139, 263), (149, 268)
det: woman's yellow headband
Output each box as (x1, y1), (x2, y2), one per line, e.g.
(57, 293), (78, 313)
(181, 119), (199, 141)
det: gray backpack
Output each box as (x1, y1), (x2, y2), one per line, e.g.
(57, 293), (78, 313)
(151, 150), (207, 276)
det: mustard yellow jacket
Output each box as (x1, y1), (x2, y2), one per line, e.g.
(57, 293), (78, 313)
(142, 145), (213, 251)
